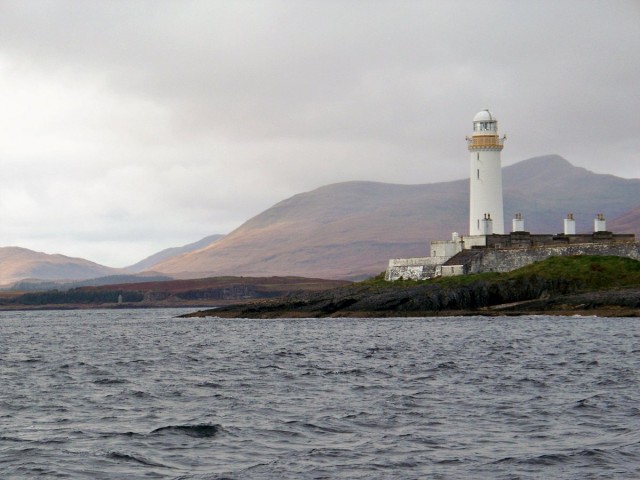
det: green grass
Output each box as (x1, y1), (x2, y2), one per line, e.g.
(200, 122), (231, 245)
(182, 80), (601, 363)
(361, 255), (640, 291)
(503, 255), (640, 289)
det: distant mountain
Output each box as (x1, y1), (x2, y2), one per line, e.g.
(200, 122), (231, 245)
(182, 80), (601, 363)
(0, 247), (121, 287)
(124, 234), (225, 273)
(610, 206), (640, 237)
(0, 234), (224, 288)
(150, 155), (640, 280)
(502, 156), (640, 233)
(2, 156), (637, 285)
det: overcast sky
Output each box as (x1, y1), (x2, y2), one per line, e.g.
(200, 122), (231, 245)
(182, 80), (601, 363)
(0, 0), (638, 267)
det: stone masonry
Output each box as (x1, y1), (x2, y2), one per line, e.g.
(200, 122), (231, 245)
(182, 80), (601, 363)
(386, 232), (639, 281)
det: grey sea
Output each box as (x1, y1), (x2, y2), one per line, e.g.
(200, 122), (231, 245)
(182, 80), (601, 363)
(1, 309), (639, 479)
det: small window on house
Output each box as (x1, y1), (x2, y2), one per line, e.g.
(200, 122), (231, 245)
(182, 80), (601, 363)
(477, 169), (480, 179)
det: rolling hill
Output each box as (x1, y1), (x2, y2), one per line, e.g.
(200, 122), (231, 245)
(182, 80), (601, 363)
(150, 155), (640, 280)
(124, 234), (224, 273)
(0, 235), (225, 288)
(609, 206), (640, 237)
(1, 155), (638, 284)
(0, 247), (122, 286)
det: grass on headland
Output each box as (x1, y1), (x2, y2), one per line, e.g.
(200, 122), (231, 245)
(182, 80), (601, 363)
(503, 255), (640, 290)
(361, 255), (640, 291)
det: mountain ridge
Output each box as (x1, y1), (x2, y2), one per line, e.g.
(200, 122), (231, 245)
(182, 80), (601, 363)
(124, 234), (225, 273)
(1, 155), (638, 284)
(150, 155), (640, 280)
(0, 246), (123, 286)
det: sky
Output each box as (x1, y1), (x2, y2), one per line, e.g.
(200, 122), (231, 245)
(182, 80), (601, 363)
(0, 0), (638, 267)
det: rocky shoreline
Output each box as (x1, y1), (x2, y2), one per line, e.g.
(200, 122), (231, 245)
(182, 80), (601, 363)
(181, 281), (640, 319)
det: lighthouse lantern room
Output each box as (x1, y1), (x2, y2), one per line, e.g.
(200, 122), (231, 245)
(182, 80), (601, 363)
(467, 109), (506, 236)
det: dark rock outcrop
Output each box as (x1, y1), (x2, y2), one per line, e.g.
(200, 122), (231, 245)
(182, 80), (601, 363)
(184, 274), (639, 318)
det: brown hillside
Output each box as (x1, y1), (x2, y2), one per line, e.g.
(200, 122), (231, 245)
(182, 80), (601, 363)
(0, 247), (121, 286)
(150, 180), (468, 280)
(609, 206), (640, 237)
(151, 155), (640, 280)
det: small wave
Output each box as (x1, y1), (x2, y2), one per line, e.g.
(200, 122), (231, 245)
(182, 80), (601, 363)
(93, 378), (127, 385)
(129, 390), (152, 398)
(323, 368), (364, 376)
(196, 381), (223, 388)
(274, 350), (304, 357)
(364, 345), (394, 358)
(150, 423), (222, 438)
(574, 393), (610, 409)
(106, 451), (169, 468)
(497, 448), (618, 467)
(351, 384), (384, 391)
(307, 447), (361, 459)
(433, 361), (458, 370)
(525, 453), (570, 465)
(261, 428), (302, 438)
(284, 420), (350, 434)
(21, 357), (43, 363)
(517, 377), (548, 388)
(575, 359), (599, 366)
(495, 453), (570, 466)
(113, 431), (146, 438)
(0, 435), (28, 443)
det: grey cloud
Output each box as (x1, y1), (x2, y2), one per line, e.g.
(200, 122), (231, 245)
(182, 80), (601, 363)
(0, 0), (638, 265)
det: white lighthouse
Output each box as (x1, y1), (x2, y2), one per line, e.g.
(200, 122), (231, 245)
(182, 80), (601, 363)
(467, 109), (506, 236)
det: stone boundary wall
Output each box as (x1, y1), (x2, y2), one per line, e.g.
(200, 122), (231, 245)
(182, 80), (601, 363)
(385, 242), (640, 281)
(473, 242), (640, 274)
(483, 232), (635, 249)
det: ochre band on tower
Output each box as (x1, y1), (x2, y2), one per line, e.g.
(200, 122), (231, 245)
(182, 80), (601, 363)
(467, 135), (504, 150)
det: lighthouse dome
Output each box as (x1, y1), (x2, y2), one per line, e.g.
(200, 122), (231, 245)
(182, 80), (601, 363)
(473, 109), (496, 122)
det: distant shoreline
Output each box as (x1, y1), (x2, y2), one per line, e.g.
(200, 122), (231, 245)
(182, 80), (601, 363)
(0, 303), (217, 312)
(0, 301), (637, 318)
(182, 308), (640, 319)
(3, 256), (640, 318)
(180, 288), (640, 319)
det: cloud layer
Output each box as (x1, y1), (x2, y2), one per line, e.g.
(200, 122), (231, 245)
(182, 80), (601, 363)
(0, 1), (638, 266)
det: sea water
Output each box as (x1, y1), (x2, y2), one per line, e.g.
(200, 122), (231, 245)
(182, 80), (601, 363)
(1, 309), (638, 479)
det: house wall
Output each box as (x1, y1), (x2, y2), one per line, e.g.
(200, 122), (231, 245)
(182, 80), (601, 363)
(385, 257), (443, 281)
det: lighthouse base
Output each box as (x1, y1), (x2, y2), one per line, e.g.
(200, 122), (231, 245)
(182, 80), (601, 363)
(385, 233), (637, 281)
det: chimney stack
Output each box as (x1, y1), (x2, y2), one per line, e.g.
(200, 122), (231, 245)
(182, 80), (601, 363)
(482, 213), (494, 235)
(564, 213), (576, 235)
(512, 212), (524, 232)
(594, 213), (606, 232)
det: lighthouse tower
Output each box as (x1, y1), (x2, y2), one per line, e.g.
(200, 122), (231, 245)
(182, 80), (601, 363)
(467, 109), (506, 235)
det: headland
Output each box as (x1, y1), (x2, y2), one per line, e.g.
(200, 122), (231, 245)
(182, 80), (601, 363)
(181, 256), (640, 318)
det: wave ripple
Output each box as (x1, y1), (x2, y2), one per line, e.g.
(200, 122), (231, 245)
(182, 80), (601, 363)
(1, 309), (639, 479)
